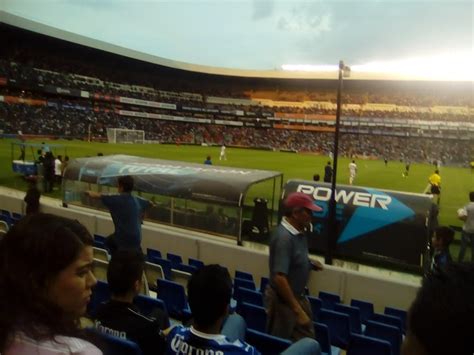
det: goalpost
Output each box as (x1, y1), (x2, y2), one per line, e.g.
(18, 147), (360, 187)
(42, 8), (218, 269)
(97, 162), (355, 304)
(106, 128), (145, 144)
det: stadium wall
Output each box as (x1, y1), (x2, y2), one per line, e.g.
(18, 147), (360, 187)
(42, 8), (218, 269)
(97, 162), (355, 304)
(0, 187), (420, 312)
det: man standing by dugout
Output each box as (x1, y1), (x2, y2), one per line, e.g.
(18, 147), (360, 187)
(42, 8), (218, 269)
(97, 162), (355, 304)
(86, 175), (154, 252)
(265, 192), (324, 341)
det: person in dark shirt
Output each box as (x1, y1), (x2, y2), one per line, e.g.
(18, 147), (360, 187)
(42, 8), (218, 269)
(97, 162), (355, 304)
(401, 263), (474, 355)
(95, 250), (169, 355)
(431, 226), (454, 270)
(166, 265), (321, 354)
(323, 161), (332, 183)
(24, 180), (40, 215)
(42, 151), (55, 193)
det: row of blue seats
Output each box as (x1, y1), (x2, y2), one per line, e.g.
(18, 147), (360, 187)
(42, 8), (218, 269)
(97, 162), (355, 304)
(1, 209), (23, 227)
(94, 242), (406, 354)
(89, 281), (332, 355)
(89, 281), (392, 355)
(233, 287), (406, 355)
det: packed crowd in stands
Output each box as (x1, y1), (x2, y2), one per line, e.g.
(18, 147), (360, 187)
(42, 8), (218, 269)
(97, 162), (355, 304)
(2, 58), (472, 123)
(0, 24), (472, 166)
(2, 23), (473, 107)
(1, 99), (472, 165)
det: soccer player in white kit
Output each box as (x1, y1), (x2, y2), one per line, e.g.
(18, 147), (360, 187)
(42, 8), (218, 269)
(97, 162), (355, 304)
(219, 145), (227, 160)
(348, 160), (357, 185)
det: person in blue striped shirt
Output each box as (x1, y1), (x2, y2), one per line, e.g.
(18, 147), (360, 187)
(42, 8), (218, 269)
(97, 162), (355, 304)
(166, 264), (320, 355)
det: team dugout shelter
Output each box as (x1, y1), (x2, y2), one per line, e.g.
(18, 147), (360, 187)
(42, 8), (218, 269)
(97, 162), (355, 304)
(62, 155), (283, 244)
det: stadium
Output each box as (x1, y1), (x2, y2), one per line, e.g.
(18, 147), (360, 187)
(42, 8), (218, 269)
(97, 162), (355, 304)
(0, 4), (473, 355)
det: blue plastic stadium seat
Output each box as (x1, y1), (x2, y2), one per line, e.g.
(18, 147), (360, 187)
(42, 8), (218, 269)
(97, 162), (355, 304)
(94, 234), (107, 243)
(88, 280), (110, 317)
(347, 333), (391, 355)
(156, 278), (191, 321)
(334, 303), (362, 334)
(259, 276), (269, 294)
(365, 320), (402, 355)
(87, 328), (143, 355)
(314, 322), (341, 355)
(245, 328), (291, 355)
(318, 309), (351, 349)
(173, 263), (198, 274)
(369, 313), (403, 333)
(146, 248), (162, 261)
(93, 240), (106, 249)
(233, 278), (256, 298)
(166, 252), (183, 267)
(235, 270), (254, 282)
(308, 296), (323, 321)
(350, 299), (374, 324)
(188, 257), (204, 269)
(384, 306), (407, 333)
(240, 302), (267, 332)
(149, 256), (172, 280)
(319, 291), (341, 310)
(235, 287), (263, 312)
(0, 214), (13, 228)
(1, 210), (11, 219)
(12, 212), (23, 220)
(133, 294), (170, 328)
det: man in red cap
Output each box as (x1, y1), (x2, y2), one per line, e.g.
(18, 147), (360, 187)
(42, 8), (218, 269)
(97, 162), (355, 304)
(265, 192), (324, 342)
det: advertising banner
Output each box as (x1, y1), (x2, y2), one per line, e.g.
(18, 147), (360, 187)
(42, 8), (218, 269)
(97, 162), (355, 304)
(274, 124), (335, 132)
(118, 97), (176, 110)
(43, 85), (83, 98)
(118, 109), (212, 124)
(284, 179), (433, 272)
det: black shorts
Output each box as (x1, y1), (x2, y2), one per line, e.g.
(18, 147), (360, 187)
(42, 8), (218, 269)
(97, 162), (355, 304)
(431, 185), (440, 194)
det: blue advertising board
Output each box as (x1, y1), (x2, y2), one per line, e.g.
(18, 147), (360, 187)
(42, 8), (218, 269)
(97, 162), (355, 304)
(284, 179), (434, 273)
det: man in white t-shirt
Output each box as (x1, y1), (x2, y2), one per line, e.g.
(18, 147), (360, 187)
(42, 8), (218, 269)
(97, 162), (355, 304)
(54, 155), (63, 185)
(458, 191), (474, 262)
(220, 145), (227, 161)
(348, 160), (357, 185)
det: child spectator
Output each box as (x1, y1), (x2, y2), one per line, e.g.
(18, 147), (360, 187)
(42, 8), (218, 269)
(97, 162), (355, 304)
(431, 226), (454, 270)
(204, 155), (212, 165)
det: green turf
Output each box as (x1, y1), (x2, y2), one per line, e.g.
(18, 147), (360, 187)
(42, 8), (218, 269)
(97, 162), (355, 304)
(1, 138), (471, 231)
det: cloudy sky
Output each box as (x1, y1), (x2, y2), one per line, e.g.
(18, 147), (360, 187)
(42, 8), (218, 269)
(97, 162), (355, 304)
(2, 0), (473, 80)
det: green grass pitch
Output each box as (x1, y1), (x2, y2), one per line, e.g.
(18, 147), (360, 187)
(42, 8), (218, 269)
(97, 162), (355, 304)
(0, 138), (471, 231)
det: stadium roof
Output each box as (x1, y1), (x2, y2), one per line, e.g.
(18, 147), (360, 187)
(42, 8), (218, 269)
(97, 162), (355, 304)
(63, 155), (282, 206)
(2, 11), (471, 82)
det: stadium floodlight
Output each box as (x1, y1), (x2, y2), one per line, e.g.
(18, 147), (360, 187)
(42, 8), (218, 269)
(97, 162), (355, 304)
(326, 60), (350, 265)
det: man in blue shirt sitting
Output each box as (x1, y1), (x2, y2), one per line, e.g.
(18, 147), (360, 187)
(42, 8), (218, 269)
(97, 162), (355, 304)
(86, 175), (153, 252)
(166, 264), (321, 354)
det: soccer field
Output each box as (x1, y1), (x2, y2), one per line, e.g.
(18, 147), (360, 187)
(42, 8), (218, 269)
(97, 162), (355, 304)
(0, 138), (471, 229)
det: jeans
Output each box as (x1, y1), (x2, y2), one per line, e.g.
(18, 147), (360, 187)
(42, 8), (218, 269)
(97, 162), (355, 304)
(458, 231), (474, 262)
(221, 314), (321, 354)
(221, 314), (247, 342)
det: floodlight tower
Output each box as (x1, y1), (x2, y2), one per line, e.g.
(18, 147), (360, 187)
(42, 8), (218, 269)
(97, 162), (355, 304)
(325, 60), (351, 265)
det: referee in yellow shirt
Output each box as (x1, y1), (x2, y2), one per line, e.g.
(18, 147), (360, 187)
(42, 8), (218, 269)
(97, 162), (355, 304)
(429, 169), (441, 205)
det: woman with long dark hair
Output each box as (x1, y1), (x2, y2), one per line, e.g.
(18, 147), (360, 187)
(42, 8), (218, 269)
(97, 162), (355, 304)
(0, 213), (101, 354)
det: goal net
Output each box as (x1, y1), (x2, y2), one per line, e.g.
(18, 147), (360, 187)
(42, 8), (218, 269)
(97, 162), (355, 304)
(106, 128), (145, 144)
